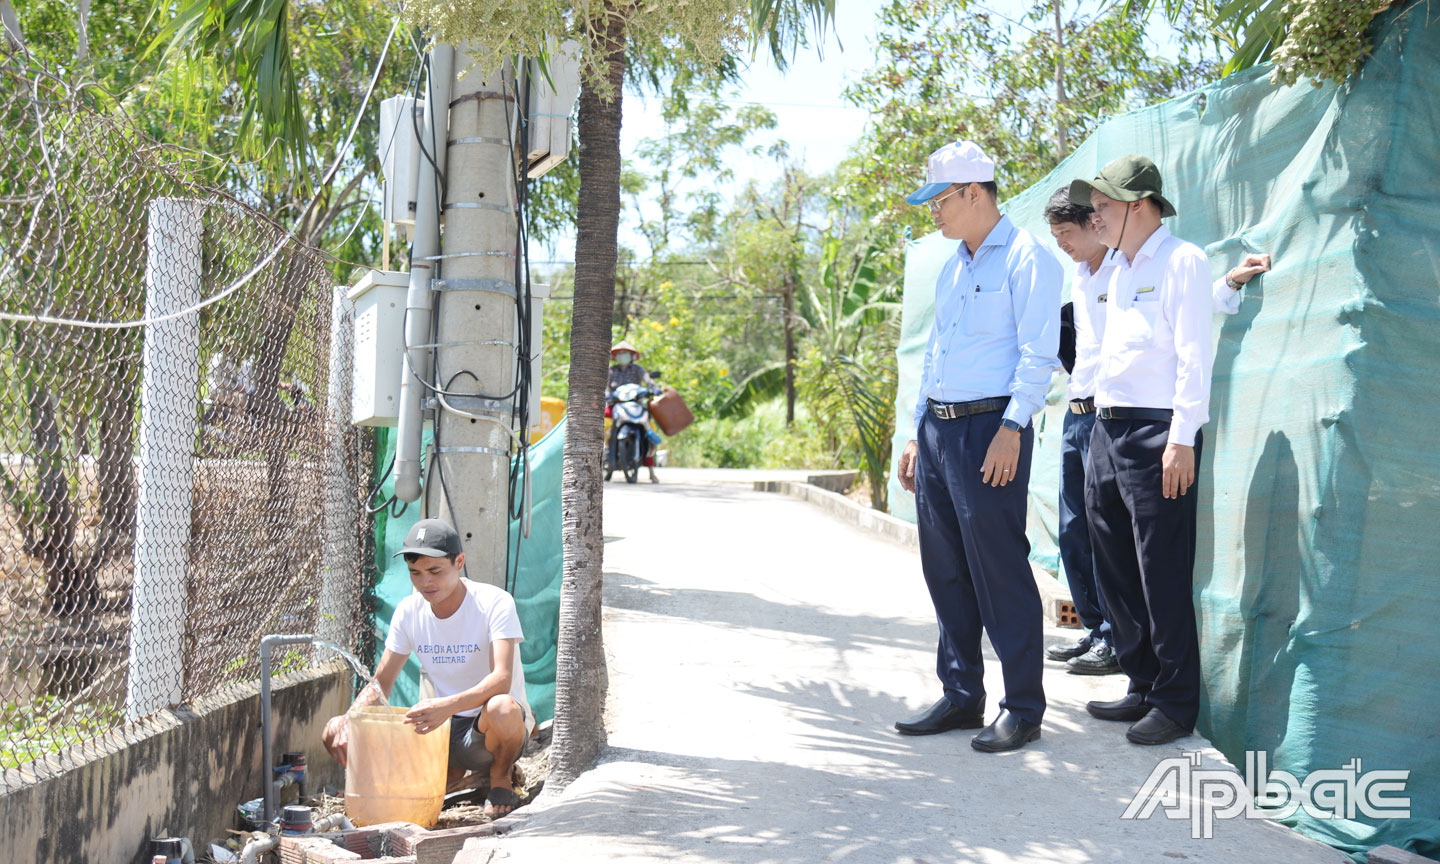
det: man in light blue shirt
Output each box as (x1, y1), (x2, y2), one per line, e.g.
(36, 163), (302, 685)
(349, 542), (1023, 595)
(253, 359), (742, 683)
(893, 140), (1062, 753)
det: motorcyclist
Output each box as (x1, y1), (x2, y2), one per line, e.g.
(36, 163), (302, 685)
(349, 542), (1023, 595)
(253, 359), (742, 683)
(606, 340), (660, 483)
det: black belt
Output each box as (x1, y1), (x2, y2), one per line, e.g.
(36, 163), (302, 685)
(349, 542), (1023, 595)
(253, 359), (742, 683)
(929, 397), (1009, 420)
(1068, 397), (1095, 415)
(1097, 407), (1173, 422)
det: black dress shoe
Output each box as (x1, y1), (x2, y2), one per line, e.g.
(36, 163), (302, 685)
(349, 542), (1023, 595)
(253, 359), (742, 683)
(1126, 707), (1192, 745)
(895, 697), (985, 736)
(971, 709), (1042, 752)
(1067, 641), (1121, 675)
(1045, 634), (1093, 661)
(1086, 693), (1150, 722)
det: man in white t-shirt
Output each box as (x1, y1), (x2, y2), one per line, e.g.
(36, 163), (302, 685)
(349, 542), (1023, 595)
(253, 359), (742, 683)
(322, 519), (533, 817)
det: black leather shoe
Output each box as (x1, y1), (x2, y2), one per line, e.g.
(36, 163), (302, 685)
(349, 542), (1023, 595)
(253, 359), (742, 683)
(1086, 693), (1149, 722)
(1045, 634), (1093, 661)
(895, 697), (985, 736)
(1067, 641), (1121, 675)
(971, 709), (1042, 752)
(1127, 707), (1192, 745)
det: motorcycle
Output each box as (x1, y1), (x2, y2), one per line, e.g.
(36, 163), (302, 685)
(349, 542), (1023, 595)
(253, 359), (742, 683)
(605, 372), (662, 484)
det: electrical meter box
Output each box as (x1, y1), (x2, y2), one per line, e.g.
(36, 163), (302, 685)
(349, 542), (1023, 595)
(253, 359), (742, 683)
(349, 270), (410, 427)
(525, 41), (582, 179)
(379, 96), (425, 234)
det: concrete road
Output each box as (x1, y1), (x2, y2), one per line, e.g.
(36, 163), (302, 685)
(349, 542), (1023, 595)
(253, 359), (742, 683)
(489, 477), (1346, 863)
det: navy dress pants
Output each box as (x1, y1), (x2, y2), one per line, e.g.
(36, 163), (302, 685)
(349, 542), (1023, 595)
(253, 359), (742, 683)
(1084, 418), (1203, 729)
(914, 410), (1046, 725)
(1059, 409), (1111, 642)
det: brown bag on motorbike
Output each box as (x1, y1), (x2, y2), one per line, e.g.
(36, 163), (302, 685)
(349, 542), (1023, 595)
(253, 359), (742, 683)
(649, 387), (694, 436)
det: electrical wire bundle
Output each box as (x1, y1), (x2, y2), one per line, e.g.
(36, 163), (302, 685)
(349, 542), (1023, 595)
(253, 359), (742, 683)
(374, 50), (543, 594)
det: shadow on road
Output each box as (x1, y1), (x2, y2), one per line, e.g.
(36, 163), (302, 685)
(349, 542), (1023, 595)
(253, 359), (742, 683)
(604, 569), (937, 660)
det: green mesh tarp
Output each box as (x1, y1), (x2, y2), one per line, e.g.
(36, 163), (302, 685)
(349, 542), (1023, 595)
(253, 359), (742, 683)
(369, 420), (565, 724)
(888, 7), (1440, 858)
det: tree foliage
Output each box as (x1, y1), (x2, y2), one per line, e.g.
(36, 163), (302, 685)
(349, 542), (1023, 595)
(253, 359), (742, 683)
(837, 0), (1220, 262)
(1129, 0), (1404, 87)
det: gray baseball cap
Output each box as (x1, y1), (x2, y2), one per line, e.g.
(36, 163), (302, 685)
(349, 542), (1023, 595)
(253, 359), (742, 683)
(394, 518), (463, 558)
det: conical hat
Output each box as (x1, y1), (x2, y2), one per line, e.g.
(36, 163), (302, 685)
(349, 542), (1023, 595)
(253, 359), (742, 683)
(610, 339), (641, 358)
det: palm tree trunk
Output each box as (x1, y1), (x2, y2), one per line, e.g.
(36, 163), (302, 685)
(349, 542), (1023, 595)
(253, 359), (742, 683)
(550, 6), (627, 790)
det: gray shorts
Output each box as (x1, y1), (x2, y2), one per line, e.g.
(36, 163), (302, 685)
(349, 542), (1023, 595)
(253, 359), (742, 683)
(447, 702), (537, 772)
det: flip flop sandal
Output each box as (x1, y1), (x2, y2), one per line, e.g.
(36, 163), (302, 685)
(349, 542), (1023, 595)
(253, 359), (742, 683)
(484, 787), (521, 818)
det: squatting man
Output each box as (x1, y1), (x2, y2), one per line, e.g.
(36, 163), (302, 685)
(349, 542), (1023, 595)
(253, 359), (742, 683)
(322, 519), (535, 818)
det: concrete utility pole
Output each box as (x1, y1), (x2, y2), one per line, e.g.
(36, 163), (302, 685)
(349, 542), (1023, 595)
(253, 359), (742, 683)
(388, 42), (574, 587)
(428, 52), (523, 588)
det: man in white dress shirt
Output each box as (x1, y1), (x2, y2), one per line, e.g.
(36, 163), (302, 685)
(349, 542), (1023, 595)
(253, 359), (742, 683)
(1068, 155), (1225, 745)
(1043, 188), (1271, 678)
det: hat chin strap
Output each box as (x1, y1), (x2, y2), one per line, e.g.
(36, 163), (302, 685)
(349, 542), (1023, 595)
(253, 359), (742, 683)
(1116, 204), (1131, 257)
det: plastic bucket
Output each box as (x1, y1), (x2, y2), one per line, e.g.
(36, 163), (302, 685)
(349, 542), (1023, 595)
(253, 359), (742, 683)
(344, 706), (450, 827)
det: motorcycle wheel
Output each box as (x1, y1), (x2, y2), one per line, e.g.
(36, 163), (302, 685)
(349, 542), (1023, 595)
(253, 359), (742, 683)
(623, 435), (641, 484)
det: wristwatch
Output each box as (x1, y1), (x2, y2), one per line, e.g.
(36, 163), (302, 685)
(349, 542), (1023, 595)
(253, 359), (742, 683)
(1226, 274), (1243, 291)
(1000, 418), (1025, 433)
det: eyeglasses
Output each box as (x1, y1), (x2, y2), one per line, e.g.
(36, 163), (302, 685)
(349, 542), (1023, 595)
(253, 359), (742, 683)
(927, 184), (969, 213)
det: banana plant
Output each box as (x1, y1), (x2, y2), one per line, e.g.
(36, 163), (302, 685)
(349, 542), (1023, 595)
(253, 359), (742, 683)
(799, 235), (901, 511)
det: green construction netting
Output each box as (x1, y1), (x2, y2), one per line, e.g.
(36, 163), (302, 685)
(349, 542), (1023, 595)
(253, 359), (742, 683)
(369, 419), (564, 724)
(887, 7), (1440, 859)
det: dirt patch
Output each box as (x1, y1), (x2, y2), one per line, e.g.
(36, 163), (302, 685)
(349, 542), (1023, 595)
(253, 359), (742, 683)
(432, 722), (551, 829)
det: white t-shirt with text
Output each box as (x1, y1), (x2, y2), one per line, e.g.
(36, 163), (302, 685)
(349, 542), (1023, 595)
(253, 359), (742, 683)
(384, 579), (530, 719)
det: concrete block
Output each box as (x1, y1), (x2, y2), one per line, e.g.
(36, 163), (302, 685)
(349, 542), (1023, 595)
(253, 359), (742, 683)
(385, 822), (428, 856)
(805, 470), (858, 493)
(279, 835), (361, 864)
(451, 836), (499, 864)
(414, 823), (509, 864)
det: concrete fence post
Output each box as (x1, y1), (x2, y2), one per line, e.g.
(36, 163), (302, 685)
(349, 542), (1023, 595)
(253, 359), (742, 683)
(125, 198), (203, 721)
(320, 285), (357, 648)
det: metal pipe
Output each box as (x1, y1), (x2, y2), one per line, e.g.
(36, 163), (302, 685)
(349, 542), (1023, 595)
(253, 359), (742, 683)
(238, 835), (277, 864)
(393, 43), (454, 502)
(314, 813), (354, 833)
(259, 633), (315, 827)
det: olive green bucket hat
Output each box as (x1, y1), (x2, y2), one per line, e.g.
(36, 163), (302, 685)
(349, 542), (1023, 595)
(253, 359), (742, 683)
(1069, 154), (1176, 218)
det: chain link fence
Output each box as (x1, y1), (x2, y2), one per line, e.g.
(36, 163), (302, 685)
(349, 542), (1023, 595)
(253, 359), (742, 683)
(0, 62), (374, 791)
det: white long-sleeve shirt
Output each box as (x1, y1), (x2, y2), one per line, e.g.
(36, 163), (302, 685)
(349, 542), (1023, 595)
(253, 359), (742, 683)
(1067, 259), (1110, 401)
(1069, 257), (1244, 402)
(1090, 226), (1214, 446)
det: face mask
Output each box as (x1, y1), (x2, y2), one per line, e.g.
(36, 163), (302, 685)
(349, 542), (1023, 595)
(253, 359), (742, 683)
(614, 352), (633, 366)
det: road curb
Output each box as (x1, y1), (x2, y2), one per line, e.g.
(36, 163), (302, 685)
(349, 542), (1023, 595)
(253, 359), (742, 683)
(754, 479), (1077, 627)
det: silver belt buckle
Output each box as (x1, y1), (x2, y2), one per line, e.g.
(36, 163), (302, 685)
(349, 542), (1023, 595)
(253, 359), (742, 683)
(931, 401), (955, 420)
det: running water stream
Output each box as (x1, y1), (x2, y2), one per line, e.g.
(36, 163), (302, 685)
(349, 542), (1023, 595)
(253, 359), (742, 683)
(313, 640), (389, 706)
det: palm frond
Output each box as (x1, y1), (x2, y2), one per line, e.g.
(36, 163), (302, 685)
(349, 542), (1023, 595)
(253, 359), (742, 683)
(716, 361), (787, 419)
(147, 0), (308, 182)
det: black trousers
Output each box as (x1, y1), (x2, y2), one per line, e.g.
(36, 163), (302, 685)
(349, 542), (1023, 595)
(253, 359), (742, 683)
(1085, 418), (1202, 728)
(914, 410), (1045, 725)
(1059, 409), (1110, 641)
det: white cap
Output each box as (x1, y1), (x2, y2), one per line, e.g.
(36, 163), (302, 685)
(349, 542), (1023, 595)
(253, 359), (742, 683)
(906, 140), (996, 205)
